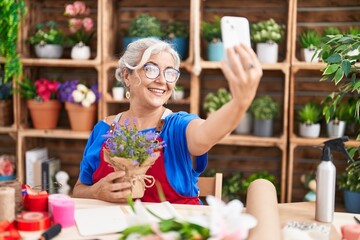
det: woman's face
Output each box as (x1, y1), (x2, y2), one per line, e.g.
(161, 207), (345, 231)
(128, 51), (178, 108)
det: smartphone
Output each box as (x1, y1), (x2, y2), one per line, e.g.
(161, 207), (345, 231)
(221, 16), (251, 50)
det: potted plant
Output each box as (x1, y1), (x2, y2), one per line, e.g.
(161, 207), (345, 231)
(251, 18), (285, 64)
(323, 26), (341, 36)
(250, 95), (279, 137)
(323, 100), (352, 138)
(112, 80), (125, 101)
(58, 80), (100, 131)
(203, 88), (231, 115)
(164, 21), (189, 60)
(201, 16), (223, 61)
(222, 172), (244, 202)
(28, 21), (66, 59)
(15, 78), (61, 129)
(123, 14), (163, 49)
(0, 0), (26, 83)
(297, 102), (322, 138)
(0, 78), (13, 126)
(241, 171), (279, 198)
(64, 1), (95, 60)
(299, 29), (321, 63)
(347, 26), (360, 57)
(172, 85), (185, 100)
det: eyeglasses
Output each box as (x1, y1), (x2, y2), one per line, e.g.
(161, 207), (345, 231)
(143, 63), (180, 83)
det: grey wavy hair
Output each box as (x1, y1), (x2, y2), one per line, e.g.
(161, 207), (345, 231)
(115, 38), (180, 86)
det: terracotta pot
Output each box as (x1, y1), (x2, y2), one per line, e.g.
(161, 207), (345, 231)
(26, 100), (61, 129)
(65, 102), (96, 131)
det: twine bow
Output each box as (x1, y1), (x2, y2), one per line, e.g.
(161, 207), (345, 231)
(130, 174), (155, 188)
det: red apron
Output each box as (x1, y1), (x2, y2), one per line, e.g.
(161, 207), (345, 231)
(92, 142), (200, 205)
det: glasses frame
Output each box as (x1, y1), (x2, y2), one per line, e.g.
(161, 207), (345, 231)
(143, 63), (180, 83)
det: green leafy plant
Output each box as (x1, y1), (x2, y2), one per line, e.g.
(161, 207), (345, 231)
(222, 172), (244, 201)
(203, 88), (232, 114)
(251, 18), (285, 44)
(338, 148), (360, 192)
(298, 102), (322, 124)
(28, 21), (66, 45)
(165, 21), (189, 39)
(240, 171), (279, 196)
(128, 14), (163, 38)
(113, 81), (124, 88)
(348, 26), (360, 36)
(323, 26), (341, 36)
(15, 78), (60, 101)
(201, 16), (222, 43)
(250, 95), (279, 120)
(0, 0), (27, 83)
(299, 29), (321, 49)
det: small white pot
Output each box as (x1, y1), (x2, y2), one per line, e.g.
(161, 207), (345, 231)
(235, 112), (252, 134)
(256, 42), (278, 64)
(327, 120), (346, 138)
(71, 43), (91, 60)
(173, 90), (184, 100)
(112, 87), (125, 100)
(299, 123), (321, 138)
(35, 44), (63, 59)
(347, 49), (359, 57)
(302, 48), (319, 63)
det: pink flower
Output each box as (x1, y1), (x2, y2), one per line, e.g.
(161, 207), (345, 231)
(69, 18), (83, 32)
(64, 4), (76, 16)
(35, 78), (60, 101)
(73, 1), (87, 15)
(0, 157), (15, 176)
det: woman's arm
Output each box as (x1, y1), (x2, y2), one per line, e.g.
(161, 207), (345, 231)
(186, 44), (262, 156)
(72, 171), (132, 203)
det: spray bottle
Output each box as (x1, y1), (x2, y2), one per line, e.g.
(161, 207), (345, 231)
(315, 136), (353, 223)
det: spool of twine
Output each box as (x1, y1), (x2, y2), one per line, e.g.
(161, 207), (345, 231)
(0, 180), (23, 213)
(0, 187), (15, 221)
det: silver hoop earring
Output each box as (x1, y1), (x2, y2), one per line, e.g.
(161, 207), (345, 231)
(125, 91), (131, 99)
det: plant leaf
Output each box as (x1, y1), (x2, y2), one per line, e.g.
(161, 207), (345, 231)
(323, 64), (339, 75)
(341, 60), (351, 77)
(334, 68), (344, 85)
(325, 53), (341, 63)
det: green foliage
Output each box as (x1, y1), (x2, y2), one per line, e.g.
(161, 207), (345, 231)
(128, 14), (163, 38)
(240, 171), (279, 196)
(165, 21), (188, 39)
(113, 81), (124, 88)
(28, 21), (66, 45)
(338, 148), (360, 192)
(251, 18), (285, 44)
(14, 78), (36, 100)
(250, 95), (279, 120)
(222, 172), (244, 201)
(298, 102), (322, 124)
(175, 85), (184, 91)
(0, 0), (27, 83)
(348, 26), (360, 36)
(323, 26), (341, 36)
(317, 33), (360, 139)
(299, 29), (321, 49)
(201, 16), (222, 43)
(203, 88), (232, 114)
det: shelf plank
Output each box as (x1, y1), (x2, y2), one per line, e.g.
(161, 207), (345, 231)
(290, 136), (359, 147)
(200, 60), (289, 71)
(21, 58), (101, 67)
(219, 134), (285, 147)
(17, 129), (91, 139)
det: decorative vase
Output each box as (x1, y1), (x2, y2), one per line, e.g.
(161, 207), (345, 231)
(208, 41), (224, 61)
(71, 42), (91, 60)
(0, 100), (13, 126)
(256, 42), (278, 64)
(65, 102), (96, 131)
(26, 100), (61, 129)
(35, 44), (63, 59)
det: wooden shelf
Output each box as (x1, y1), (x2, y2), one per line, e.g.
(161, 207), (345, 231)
(0, 126), (17, 133)
(200, 60), (290, 72)
(17, 129), (91, 140)
(290, 136), (359, 147)
(21, 58), (101, 67)
(219, 134), (285, 147)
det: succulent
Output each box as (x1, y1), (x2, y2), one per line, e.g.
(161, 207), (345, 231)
(299, 29), (321, 49)
(298, 102), (322, 125)
(250, 95), (279, 120)
(203, 88), (232, 114)
(251, 18), (285, 44)
(128, 14), (162, 38)
(201, 16), (222, 43)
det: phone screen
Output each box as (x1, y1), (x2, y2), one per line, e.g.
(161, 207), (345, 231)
(221, 16), (251, 49)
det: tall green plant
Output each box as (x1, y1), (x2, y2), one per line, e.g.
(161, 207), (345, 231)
(0, 0), (27, 83)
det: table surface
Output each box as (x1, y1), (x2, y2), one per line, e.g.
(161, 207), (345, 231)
(19, 199), (359, 240)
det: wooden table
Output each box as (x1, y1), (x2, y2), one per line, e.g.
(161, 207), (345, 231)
(19, 199), (359, 240)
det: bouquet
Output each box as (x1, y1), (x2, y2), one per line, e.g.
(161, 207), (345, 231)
(102, 118), (165, 198)
(64, 1), (95, 46)
(58, 80), (100, 107)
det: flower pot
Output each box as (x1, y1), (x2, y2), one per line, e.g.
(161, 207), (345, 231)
(207, 41), (224, 61)
(256, 42), (278, 64)
(35, 44), (63, 59)
(71, 43), (91, 60)
(65, 102), (96, 131)
(302, 48), (319, 63)
(343, 190), (360, 213)
(235, 112), (252, 134)
(26, 100), (61, 129)
(326, 120), (346, 138)
(299, 123), (321, 138)
(253, 118), (273, 137)
(173, 90), (184, 100)
(0, 100), (13, 126)
(166, 37), (189, 60)
(112, 87), (125, 100)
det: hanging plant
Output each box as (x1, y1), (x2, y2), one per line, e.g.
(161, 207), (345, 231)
(0, 0), (27, 83)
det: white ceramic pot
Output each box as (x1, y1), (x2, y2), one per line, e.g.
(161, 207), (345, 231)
(112, 87), (125, 100)
(71, 43), (91, 60)
(35, 44), (63, 59)
(256, 42), (278, 64)
(302, 48), (319, 63)
(327, 120), (346, 138)
(173, 90), (184, 100)
(235, 112), (252, 134)
(299, 123), (321, 138)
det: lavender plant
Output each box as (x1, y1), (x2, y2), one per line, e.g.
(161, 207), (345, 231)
(103, 118), (165, 166)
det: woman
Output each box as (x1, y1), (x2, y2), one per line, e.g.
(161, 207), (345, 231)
(72, 38), (262, 204)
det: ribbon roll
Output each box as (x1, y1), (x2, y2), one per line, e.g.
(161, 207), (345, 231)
(24, 185), (48, 212)
(0, 187), (15, 222)
(52, 198), (75, 228)
(15, 211), (51, 231)
(0, 180), (23, 213)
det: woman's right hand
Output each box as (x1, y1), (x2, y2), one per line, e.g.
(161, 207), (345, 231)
(90, 170), (132, 203)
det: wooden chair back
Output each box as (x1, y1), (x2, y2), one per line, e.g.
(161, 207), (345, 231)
(197, 173), (223, 200)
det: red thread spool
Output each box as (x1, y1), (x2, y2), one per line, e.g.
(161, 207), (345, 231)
(24, 192), (48, 212)
(15, 211), (51, 231)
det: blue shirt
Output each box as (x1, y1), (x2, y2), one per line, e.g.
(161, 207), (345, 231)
(79, 111), (208, 197)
